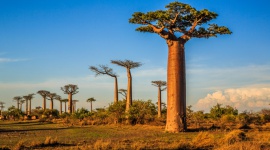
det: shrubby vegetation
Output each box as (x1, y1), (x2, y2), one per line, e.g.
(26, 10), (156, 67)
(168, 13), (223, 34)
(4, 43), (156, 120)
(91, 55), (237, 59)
(1, 102), (270, 130)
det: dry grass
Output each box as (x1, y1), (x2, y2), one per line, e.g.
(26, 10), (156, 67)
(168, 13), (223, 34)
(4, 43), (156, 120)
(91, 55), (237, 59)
(192, 131), (215, 149)
(1, 120), (270, 150)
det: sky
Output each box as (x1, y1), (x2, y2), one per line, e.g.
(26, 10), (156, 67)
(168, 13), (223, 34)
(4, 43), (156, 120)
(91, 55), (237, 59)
(1, 0), (270, 113)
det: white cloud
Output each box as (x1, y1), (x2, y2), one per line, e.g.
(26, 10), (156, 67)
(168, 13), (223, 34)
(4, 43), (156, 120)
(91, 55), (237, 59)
(0, 58), (27, 63)
(195, 86), (270, 112)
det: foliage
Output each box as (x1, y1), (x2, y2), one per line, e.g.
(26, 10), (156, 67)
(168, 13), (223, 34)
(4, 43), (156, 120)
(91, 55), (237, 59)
(107, 100), (126, 123)
(6, 106), (23, 120)
(72, 108), (92, 120)
(210, 103), (238, 119)
(129, 1), (232, 40)
(42, 109), (59, 118)
(128, 100), (157, 124)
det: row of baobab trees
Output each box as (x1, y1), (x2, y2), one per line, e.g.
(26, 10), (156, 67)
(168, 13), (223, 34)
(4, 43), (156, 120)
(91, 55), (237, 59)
(90, 59), (167, 118)
(11, 86), (97, 116)
(8, 59), (167, 118)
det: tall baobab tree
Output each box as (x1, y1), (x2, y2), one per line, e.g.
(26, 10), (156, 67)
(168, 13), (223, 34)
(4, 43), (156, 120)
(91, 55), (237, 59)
(37, 90), (50, 110)
(27, 94), (35, 115)
(118, 89), (127, 100)
(19, 99), (25, 111)
(13, 96), (22, 109)
(90, 65), (119, 103)
(47, 92), (57, 110)
(129, 2), (231, 132)
(72, 100), (79, 112)
(55, 95), (62, 115)
(22, 95), (29, 114)
(111, 60), (142, 112)
(86, 97), (96, 112)
(61, 84), (79, 114)
(62, 99), (68, 113)
(152, 81), (167, 118)
(0, 102), (5, 116)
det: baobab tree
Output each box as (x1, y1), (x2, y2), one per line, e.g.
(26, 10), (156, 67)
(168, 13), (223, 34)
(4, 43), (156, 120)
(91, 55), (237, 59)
(86, 97), (96, 112)
(118, 89), (127, 100)
(61, 84), (79, 114)
(90, 65), (119, 103)
(72, 100), (79, 112)
(27, 94), (35, 115)
(13, 96), (22, 109)
(62, 99), (68, 113)
(22, 93), (35, 115)
(152, 80), (167, 118)
(129, 2), (231, 132)
(37, 90), (50, 110)
(111, 60), (142, 112)
(22, 95), (29, 114)
(55, 95), (62, 115)
(19, 99), (25, 111)
(0, 102), (5, 116)
(47, 92), (57, 110)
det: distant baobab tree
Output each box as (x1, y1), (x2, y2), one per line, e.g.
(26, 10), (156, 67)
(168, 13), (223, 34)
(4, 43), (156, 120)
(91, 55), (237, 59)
(22, 95), (29, 114)
(23, 93), (35, 115)
(27, 94), (35, 115)
(111, 60), (142, 112)
(0, 101), (5, 116)
(62, 99), (68, 113)
(118, 89), (127, 100)
(37, 90), (50, 110)
(19, 99), (25, 111)
(86, 97), (96, 112)
(55, 95), (62, 115)
(47, 92), (58, 110)
(13, 96), (22, 109)
(129, 2), (231, 132)
(90, 65), (119, 103)
(61, 84), (79, 114)
(72, 100), (79, 112)
(152, 80), (167, 118)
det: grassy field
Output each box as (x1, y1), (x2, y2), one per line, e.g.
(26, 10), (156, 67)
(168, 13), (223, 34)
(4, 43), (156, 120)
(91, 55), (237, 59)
(0, 120), (270, 150)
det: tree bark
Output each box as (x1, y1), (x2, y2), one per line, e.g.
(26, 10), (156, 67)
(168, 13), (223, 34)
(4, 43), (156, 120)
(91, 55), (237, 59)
(90, 101), (92, 112)
(114, 77), (119, 103)
(158, 87), (162, 118)
(126, 68), (132, 112)
(50, 100), (53, 110)
(165, 40), (187, 132)
(25, 100), (28, 115)
(60, 101), (62, 115)
(43, 97), (46, 110)
(29, 100), (31, 115)
(68, 94), (73, 114)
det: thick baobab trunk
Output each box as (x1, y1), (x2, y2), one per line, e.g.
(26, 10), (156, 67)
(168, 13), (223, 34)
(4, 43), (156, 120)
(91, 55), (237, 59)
(50, 100), (53, 110)
(158, 87), (162, 118)
(114, 77), (119, 103)
(43, 97), (46, 110)
(90, 102), (92, 112)
(60, 101), (62, 115)
(68, 94), (73, 114)
(165, 41), (187, 132)
(126, 69), (132, 112)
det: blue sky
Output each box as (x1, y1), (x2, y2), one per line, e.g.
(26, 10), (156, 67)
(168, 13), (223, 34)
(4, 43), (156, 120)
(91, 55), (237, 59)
(1, 0), (270, 112)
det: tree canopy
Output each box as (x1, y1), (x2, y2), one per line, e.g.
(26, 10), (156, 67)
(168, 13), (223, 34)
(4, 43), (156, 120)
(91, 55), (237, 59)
(129, 2), (232, 43)
(90, 65), (117, 77)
